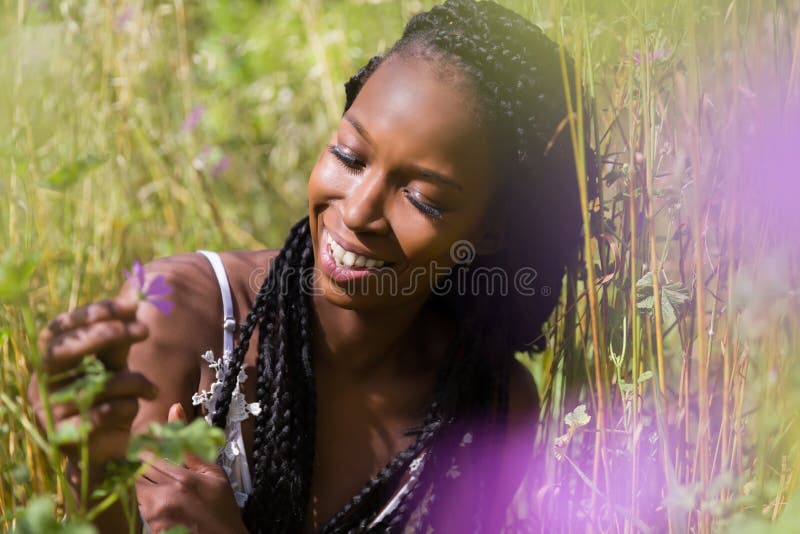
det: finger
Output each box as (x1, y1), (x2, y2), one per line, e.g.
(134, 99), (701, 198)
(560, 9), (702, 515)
(139, 452), (188, 484)
(46, 372), (158, 420)
(45, 298), (139, 337)
(137, 472), (158, 486)
(167, 402), (186, 423)
(183, 450), (217, 474)
(97, 371), (158, 402)
(53, 399), (141, 461)
(43, 320), (149, 375)
(91, 397), (141, 430)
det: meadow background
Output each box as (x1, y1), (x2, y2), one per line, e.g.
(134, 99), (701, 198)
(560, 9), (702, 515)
(1, 0), (799, 532)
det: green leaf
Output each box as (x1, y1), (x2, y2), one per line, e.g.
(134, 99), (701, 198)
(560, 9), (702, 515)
(128, 419), (226, 465)
(7, 464), (30, 485)
(10, 495), (96, 533)
(49, 356), (111, 410)
(51, 422), (80, 446)
(636, 272), (690, 326)
(0, 249), (38, 304)
(603, 169), (625, 185)
(40, 154), (108, 191)
(564, 404), (591, 429)
(636, 271), (654, 290)
(660, 299), (677, 326)
(90, 460), (143, 499)
(636, 295), (654, 312)
(637, 370), (654, 384)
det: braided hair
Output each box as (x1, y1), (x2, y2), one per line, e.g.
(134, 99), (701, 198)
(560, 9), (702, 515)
(207, 1), (594, 532)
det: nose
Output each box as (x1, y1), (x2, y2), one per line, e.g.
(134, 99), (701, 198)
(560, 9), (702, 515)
(340, 171), (391, 234)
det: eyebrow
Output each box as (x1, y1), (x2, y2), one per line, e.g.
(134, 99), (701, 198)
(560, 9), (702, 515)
(344, 114), (464, 193)
(412, 166), (463, 192)
(345, 114), (374, 146)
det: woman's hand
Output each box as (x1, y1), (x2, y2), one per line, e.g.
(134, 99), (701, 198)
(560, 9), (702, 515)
(137, 403), (248, 534)
(27, 297), (158, 468)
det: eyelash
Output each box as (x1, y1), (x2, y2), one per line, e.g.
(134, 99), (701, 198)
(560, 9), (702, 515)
(327, 144), (444, 220)
(404, 189), (443, 220)
(327, 144), (362, 175)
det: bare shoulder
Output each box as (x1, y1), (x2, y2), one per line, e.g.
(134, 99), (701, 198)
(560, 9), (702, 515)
(216, 249), (281, 309)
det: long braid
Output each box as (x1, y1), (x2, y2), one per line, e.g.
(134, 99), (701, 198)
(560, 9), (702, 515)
(296, 234), (317, 526)
(234, 218), (313, 532)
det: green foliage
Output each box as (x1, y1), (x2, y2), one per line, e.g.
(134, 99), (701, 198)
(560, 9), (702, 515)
(40, 154), (108, 191)
(635, 271), (690, 328)
(0, 249), (38, 304)
(128, 419), (226, 466)
(10, 496), (95, 534)
(48, 357), (111, 412)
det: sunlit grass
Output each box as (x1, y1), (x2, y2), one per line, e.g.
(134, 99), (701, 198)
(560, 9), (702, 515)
(2, 0), (799, 532)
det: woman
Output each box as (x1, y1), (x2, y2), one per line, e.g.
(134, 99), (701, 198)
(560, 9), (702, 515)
(30, 0), (592, 531)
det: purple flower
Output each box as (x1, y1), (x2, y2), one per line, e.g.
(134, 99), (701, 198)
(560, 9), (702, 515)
(182, 105), (206, 132)
(124, 260), (175, 315)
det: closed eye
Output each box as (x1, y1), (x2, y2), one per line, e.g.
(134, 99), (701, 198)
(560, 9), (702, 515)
(404, 188), (444, 220)
(328, 144), (363, 174)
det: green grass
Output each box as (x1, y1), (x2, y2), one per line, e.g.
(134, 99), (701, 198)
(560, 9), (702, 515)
(2, 0), (799, 532)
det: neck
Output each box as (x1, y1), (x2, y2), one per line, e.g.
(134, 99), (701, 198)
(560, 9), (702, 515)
(310, 293), (436, 380)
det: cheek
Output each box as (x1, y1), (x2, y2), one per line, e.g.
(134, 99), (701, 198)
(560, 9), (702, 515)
(392, 223), (459, 269)
(308, 158), (355, 207)
(392, 202), (491, 271)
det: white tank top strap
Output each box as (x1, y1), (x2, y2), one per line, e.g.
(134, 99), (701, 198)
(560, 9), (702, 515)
(197, 250), (236, 355)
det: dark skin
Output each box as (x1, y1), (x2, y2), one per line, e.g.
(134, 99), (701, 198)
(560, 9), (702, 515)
(29, 56), (538, 533)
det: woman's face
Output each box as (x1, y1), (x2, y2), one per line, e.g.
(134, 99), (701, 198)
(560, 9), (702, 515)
(308, 56), (499, 310)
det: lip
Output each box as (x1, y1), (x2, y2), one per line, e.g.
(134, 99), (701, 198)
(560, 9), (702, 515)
(324, 226), (393, 263)
(319, 227), (396, 284)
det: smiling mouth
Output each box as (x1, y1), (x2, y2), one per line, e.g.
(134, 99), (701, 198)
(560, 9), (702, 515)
(324, 231), (393, 270)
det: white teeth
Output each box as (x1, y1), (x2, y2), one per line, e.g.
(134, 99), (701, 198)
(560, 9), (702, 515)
(333, 243), (345, 262)
(326, 231), (387, 269)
